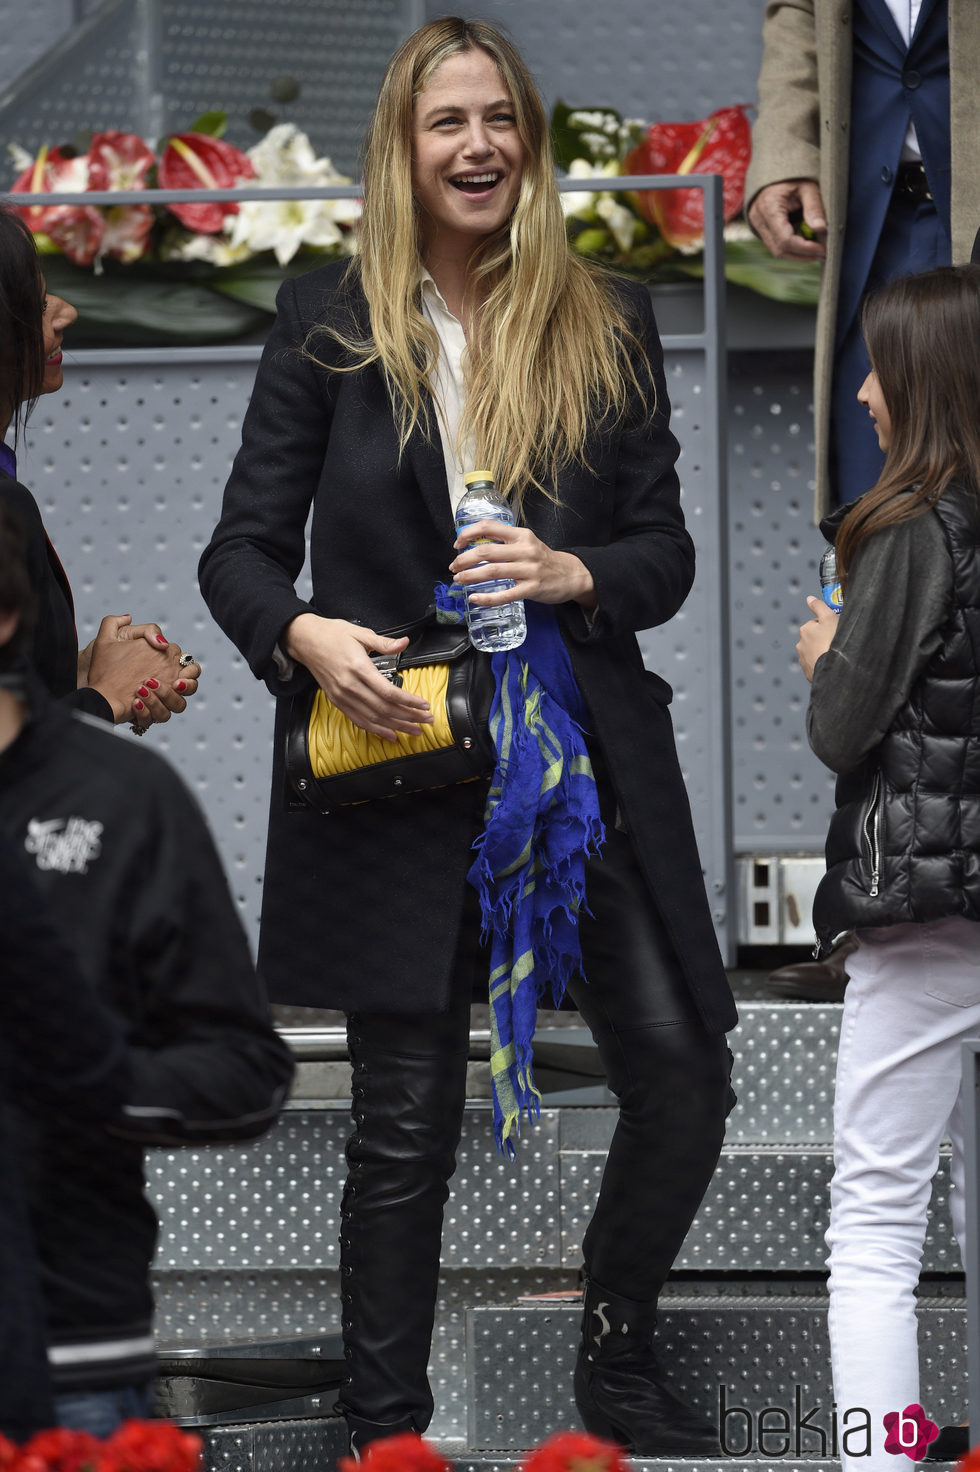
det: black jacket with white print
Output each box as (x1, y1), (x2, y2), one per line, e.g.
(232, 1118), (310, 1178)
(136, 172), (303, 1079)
(0, 667), (293, 1393)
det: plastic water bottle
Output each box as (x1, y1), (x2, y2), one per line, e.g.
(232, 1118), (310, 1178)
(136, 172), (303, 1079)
(454, 470), (527, 652)
(819, 544), (843, 613)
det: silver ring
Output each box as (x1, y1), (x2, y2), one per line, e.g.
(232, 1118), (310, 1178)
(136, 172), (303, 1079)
(178, 653), (195, 667)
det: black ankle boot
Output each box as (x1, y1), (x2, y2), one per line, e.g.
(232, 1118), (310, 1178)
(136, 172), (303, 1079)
(573, 1277), (720, 1455)
(345, 1411), (420, 1459)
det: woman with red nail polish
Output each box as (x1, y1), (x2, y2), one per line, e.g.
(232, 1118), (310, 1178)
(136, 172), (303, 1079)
(0, 209), (202, 732)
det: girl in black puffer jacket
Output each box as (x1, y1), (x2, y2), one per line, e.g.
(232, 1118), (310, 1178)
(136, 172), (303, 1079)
(796, 263), (980, 1472)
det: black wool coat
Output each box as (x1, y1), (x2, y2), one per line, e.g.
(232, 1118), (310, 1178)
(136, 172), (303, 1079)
(199, 260), (736, 1034)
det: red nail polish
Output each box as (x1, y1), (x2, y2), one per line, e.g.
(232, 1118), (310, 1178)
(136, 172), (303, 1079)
(175, 681), (187, 693)
(155, 634), (168, 645)
(134, 699), (144, 711)
(146, 678), (160, 690)
(137, 686), (149, 698)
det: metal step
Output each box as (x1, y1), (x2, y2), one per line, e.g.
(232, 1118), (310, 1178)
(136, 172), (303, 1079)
(148, 1106), (958, 1284)
(281, 1004), (846, 1141)
(465, 1297), (969, 1453)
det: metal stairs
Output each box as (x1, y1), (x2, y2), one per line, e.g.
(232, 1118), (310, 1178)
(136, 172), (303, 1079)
(146, 975), (968, 1467)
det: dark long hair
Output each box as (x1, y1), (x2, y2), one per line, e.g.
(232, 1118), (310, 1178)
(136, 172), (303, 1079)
(836, 264), (980, 581)
(0, 209), (46, 448)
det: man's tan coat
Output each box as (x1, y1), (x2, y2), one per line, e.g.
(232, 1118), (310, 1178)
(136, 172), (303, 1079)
(745, 0), (980, 519)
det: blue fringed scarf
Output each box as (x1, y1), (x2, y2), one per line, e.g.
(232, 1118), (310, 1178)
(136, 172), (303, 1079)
(435, 584), (605, 1154)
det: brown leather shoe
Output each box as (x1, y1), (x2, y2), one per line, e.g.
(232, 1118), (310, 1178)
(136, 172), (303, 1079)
(766, 933), (858, 1002)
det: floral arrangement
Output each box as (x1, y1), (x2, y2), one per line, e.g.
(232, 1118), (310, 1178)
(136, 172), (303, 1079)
(552, 101), (821, 304)
(336, 1430), (631, 1472)
(6, 97), (360, 347)
(5, 88), (820, 348)
(0, 1420), (201, 1472)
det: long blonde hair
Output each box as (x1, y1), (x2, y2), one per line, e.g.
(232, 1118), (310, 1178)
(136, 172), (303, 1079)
(314, 16), (649, 506)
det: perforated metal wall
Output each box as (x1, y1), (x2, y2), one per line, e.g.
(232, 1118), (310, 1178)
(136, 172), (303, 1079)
(424, 0), (765, 126)
(25, 351), (276, 937)
(0, 0), (425, 170)
(728, 350), (836, 852)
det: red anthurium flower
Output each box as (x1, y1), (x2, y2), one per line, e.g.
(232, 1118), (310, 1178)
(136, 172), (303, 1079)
(337, 1433), (452, 1472)
(99, 204), (154, 263)
(88, 131), (155, 192)
(39, 203), (106, 266)
(624, 104), (753, 247)
(157, 132), (256, 233)
(519, 1430), (632, 1472)
(9, 144), (90, 241)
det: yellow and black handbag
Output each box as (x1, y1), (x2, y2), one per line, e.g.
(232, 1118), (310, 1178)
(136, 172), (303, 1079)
(284, 620), (496, 814)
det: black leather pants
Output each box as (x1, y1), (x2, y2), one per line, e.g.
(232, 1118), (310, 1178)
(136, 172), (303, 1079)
(338, 816), (732, 1438)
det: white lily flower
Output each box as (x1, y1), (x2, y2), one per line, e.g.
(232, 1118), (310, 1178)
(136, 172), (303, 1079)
(8, 143), (35, 173)
(161, 232), (255, 267)
(226, 196), (357, 265)
(225, 123), (361, 265)
(595, 195), (636, 253)
(560, 158), (621, 221)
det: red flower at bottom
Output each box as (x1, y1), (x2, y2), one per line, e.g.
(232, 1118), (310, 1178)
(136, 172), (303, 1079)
(337, 1434), (452, 1472)
(0, 1436), (19, 1472)
(98, 1420), (202, 1472)
(519, 1430), (631, 1472)
(12, 1428), (102, 1472)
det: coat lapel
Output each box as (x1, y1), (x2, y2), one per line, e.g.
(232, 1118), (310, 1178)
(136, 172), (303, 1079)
(856, 0), (907, 53)
(405, 393), (458, 548)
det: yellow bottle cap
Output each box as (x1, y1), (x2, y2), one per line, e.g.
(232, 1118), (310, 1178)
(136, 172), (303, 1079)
(464, 470), (494, 485)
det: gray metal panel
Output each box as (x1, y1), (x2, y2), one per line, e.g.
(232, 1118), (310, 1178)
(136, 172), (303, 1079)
(153, 1263), (572, 1442)
(426, 0), (764, 126)
(148, 1108), (560, 1273)
(194, 1418), (348, 1472)
(157, 0), (424, 173)
(559, 1146), (959, 1275)
(467, 1299), (969, 1451)
(728, 349), (836, 853)
(0, 0), (148, 153)
(0, 0), (424, 168)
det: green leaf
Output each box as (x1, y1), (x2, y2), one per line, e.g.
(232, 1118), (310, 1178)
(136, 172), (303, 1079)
(187, 110), (228, 138)
(670, 238), (821, 305)
(39, 256), (271, 347)
(208, 249), (345, 313)
(722, 237), (821, 304)
(551, 99), (623, 172)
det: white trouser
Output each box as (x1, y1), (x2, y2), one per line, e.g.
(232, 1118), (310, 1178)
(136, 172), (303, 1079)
(827, 916), (980, 1472)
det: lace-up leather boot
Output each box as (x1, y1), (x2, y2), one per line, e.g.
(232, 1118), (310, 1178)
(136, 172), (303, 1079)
(574, 1277), (721, 1455)
(338, 1011), (469, 1451)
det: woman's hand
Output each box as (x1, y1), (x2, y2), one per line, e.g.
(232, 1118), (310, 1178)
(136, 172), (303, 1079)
(797, 596), (839, 682)
(284, 614), (435, 742)
(451, 522), (597, 610)
(83, 615), (201, 727)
